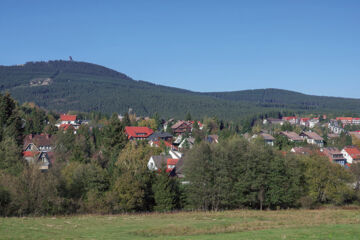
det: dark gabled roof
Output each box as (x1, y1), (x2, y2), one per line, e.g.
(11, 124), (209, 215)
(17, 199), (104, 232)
(148, 132), (173, 141)
(280, 131), (302, 141)
(151, 155), (172, 168)
(171, 120), (192, 129)
(23, 134), (54, 150)
(300, 131), (323, 141)
(175, 157), (185, 175)
(259, 133), (275, 141)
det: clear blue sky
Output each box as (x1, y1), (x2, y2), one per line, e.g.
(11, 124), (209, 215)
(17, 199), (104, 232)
(1, 0), (359, 98)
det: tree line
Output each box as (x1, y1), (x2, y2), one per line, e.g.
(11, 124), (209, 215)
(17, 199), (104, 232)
(1, 93), (360, 216)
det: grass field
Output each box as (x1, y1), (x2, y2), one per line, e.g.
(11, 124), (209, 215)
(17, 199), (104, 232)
(1, 208), (360, 240)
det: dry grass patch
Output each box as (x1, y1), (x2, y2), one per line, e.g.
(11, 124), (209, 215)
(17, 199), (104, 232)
(134, 209), (360, 237)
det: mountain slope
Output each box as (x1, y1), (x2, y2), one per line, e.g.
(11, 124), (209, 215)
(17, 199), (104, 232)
(0, 60), (260, 119)
(204, 88), (360, 112)
(0, 60), (359, 119)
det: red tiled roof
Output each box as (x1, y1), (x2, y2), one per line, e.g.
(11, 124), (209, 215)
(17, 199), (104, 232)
(22, 151), (40, 157)
(125, 126), (154, 139)
(282, 116), (297, 121)
(60, 114), (77, 121)
(343, 146), (360, 159)
(153, 141), (178, 150)
(300, 118), (310, 122)
(167, 158), (178, 166)
(60, 124), (73, 130)
(336, 117), (352, 121)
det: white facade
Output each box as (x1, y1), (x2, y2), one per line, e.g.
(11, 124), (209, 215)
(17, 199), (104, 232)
(169, 149), (182, 159)
(147, 156), (158, 171)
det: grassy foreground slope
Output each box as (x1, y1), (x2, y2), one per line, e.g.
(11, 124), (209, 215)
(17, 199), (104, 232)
(1, 209), (360, 240)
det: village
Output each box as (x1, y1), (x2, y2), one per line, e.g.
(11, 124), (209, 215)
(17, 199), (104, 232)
(22, 112), (360, 178)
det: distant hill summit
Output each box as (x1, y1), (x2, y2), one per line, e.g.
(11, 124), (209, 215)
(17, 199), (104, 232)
(204, 88), (360, 111)
(1, 60), (360, 119)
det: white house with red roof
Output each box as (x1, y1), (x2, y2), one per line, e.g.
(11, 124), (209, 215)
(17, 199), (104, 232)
(60, 114), (77, 124)
(56, 114), (80, 130)
(282, 116), (298, 125)
(300, 118), (310, 126)
(336, 117), (360, 126)
(341, 146), (360, 164)
(147, 155), (181, 175)
(125, 126), (154, 140)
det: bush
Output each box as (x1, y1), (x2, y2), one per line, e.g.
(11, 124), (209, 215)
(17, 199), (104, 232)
(0, 185), (11, 216)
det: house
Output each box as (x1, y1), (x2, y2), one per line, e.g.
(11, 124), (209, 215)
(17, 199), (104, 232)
(280, 131), (303, 142)
(179, 137), (195, 149)
(328, 120), (344, 134)
(259, 133), (275, 146)
(173, 157), (185, 178)
(22, 134), (55, 170)
(37, 152), (54, 171)
(149, 140), (178, 151)
(321, 147), (347, 166)
(263, 118), (284, 125)
(171, 120), (192, 134)
(56, 114), (80, 130)
(169, 149), (183, 159)
(341, 146), (360, 164)
(300, 131), (324, 147)
(252, 133), (275, 146)
(300, 118), (310, 126)
(309, 118), (319, 128)
(291, 147), (313, 155)
(163, 118), (174, 131)
(125, 126), (154, 140)
(282, 116), (298, 125)
(147, 155), (180, 173)
(23, 151), (54, 171)
(173, 135), (183, 145)
(23, 134), (54, 152)
(148, 155), (171, 171)
(353, 118), (360, 125)
(336, 117), (354, 126)
(60, 114), (77, 124)
(148, 132), (173, 142)
(206, 135), (219, 144)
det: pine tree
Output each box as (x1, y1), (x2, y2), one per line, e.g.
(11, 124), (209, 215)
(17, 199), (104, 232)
(152, 171), (180, 211)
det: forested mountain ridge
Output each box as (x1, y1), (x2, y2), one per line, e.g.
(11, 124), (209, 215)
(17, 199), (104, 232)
(1, 60), (359, 119)
(204, 88), (360, 112)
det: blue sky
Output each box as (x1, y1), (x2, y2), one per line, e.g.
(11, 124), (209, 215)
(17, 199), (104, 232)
(1, 0), (359, 98)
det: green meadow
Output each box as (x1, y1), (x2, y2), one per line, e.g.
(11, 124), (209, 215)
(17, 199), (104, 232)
(1, 208), (360, 240)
